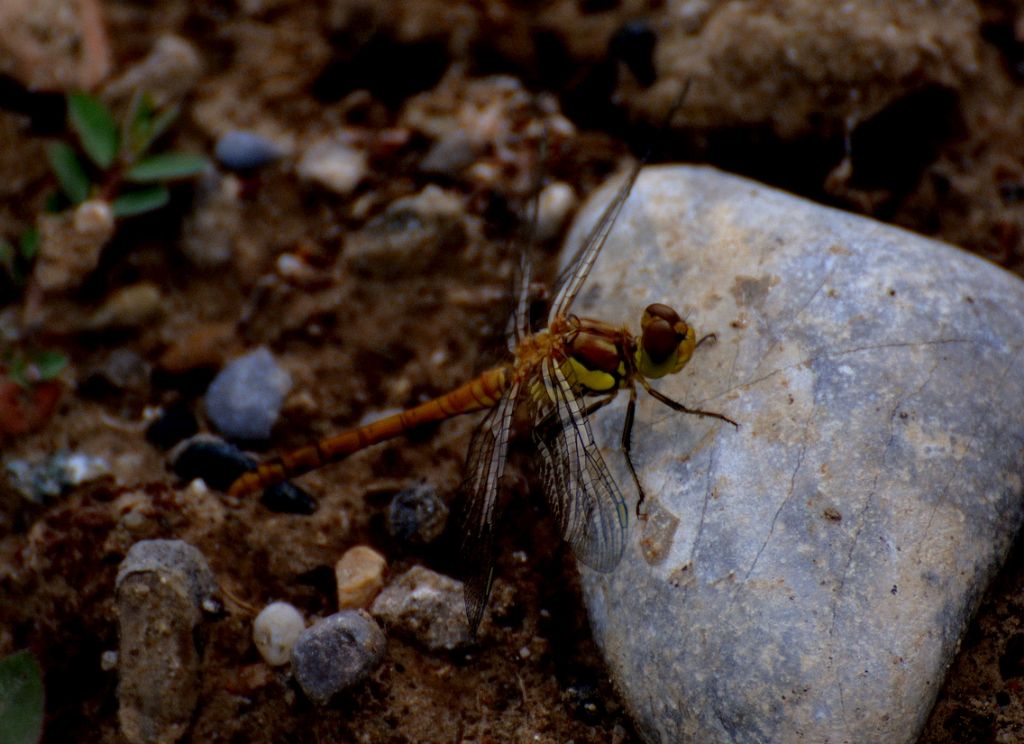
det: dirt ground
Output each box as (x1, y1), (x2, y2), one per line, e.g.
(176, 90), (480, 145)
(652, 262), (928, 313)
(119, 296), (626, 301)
(3, 1), (1024, 742)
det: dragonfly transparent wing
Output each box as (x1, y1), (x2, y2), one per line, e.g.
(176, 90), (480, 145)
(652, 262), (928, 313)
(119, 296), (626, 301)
(457, 380), (521, 633)
(550, 82), (693, 319)
(530, 356), (628, 572)
(548, 156), (645, 320)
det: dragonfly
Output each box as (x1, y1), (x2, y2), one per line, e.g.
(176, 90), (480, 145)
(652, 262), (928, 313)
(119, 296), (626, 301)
(228, 154), (737, 633)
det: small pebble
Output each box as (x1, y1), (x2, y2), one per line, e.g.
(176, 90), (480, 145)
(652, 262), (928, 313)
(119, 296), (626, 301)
(84, 282), (163, 330)
(215, 130), (285, 170)
(534, 181), (577, 242)
(261, 481), (318, 515)
(103, 35), (202, 107)
(0, 0), (111, 90)
(419, 130), (476, 176)
(145, 402), (199, 450)
(172, 437), (257, 491)
(253, 601), (305, 666)
(157, 321), (238, 374)
(335, 546), (387, 609)
(370, 565), (471, 651)
(275, 253), (321, 285)
(386, 483), (448, 544)
(101, 650), (118, 671)
(291, 610), (386, 704)
(80, 349), (150, 399)
(344, 185), (465, 277)
(32, 200), (115, 292)
(116, 540), (216, 744)
(297, 139), (367, 196)
(5, 450), (110, 503)
(562, 680), (604, 724)
(180, 174), (241, 268)
(204, 347), (292, 440)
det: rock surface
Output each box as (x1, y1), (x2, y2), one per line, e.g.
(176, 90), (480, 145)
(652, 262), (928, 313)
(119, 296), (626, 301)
(116, 540), (217, 744)
(562, 166), (1024, 744)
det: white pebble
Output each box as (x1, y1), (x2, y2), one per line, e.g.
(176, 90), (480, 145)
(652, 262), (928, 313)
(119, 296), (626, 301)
(297, 139), (367, 196)
(535, 181), (577, 242)
(253, 602), (305, 666)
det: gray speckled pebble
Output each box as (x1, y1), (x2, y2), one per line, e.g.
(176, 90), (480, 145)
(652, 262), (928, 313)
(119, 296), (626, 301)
(562, 166), (1024, 744)
(205, 347), (292, 440)
(291, 611), (386, 704)
(116, 540), (217, 744)
(370, 565), (471, 651)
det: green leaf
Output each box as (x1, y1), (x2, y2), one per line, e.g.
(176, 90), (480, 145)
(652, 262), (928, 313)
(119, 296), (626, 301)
(42, 192), (66, 214)
(68, 93), (119, 169)
(112, 185), (170, 218)
(0, 650), (43, 744)
(125, 152), (209, 183)
(0, 240), (16, 280)
(124, 92), (156, 158)
(146, 105), (181, 151)
(8, 356), (29, 389)
(45, 142), (91, 204)
(29, 350), (68, 382)
(126, 95), (180, 158)
(18, 229), (39, 260)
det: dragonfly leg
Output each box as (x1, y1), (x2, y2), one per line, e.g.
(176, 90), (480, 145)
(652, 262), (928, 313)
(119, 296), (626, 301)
(582, 393), (616, 419)
(640, 377), (739, 428)
(695, 332), (717, 350)
(619, 384), (649, 518)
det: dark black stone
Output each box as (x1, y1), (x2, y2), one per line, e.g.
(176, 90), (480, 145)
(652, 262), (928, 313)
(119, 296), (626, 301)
(146, 402), (199, 450)
(261, 481), (318, 515)
(387, 483), (447, 544)
(173, 439), (256, 491)
(609, 21), (657, 87)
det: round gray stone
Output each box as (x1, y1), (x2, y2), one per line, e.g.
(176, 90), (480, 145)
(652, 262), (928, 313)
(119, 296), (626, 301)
(291, 610), (386, 704)
(561, 165), (1024, 744)
(204, 346), (292, 440)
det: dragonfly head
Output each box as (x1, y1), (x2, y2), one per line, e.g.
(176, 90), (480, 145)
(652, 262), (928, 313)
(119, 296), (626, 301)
(636, 303), (696, 379)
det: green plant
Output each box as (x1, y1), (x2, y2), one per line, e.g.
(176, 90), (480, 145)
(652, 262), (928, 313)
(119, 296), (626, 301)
(0, 228), (38, 287)
(2, 347), (68, 390)
(0, 347), (66, 438)
(45, 91), (209, 218)
(0, 650), (44, 744)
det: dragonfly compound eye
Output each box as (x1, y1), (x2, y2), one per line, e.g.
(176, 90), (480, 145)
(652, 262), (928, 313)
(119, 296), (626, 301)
(642, 318), (682, 364)
(642, 303), (680, 325)
(638, 304), (695, 378)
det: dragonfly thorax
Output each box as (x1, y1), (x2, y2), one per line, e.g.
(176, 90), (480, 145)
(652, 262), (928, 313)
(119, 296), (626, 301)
(563, 319), (627, 393)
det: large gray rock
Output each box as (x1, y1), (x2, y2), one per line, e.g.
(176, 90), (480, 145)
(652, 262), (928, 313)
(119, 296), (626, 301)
(563, 166), (1024, 744)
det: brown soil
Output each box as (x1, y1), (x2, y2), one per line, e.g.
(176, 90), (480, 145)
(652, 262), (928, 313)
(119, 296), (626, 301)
(2, 1), (1024, 742)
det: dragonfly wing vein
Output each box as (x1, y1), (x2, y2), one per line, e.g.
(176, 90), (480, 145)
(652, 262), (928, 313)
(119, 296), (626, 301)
(549, 157), (645, 319)
(458, 380), (520, 632)
(535, 358), (628, 573)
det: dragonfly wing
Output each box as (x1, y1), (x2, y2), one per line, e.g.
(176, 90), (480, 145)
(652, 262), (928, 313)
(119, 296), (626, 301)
(533, 357), (628, 572)
(550, 83), (692, 319)
(457, 380), (520, 633)
(548, 157), (645, 319)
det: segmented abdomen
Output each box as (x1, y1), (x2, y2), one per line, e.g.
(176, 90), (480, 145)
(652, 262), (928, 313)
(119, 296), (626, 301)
(227, 365), (511, 496)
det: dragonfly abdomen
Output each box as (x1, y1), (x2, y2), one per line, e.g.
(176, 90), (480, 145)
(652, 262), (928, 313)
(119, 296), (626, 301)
(227, 365), (511, 496)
